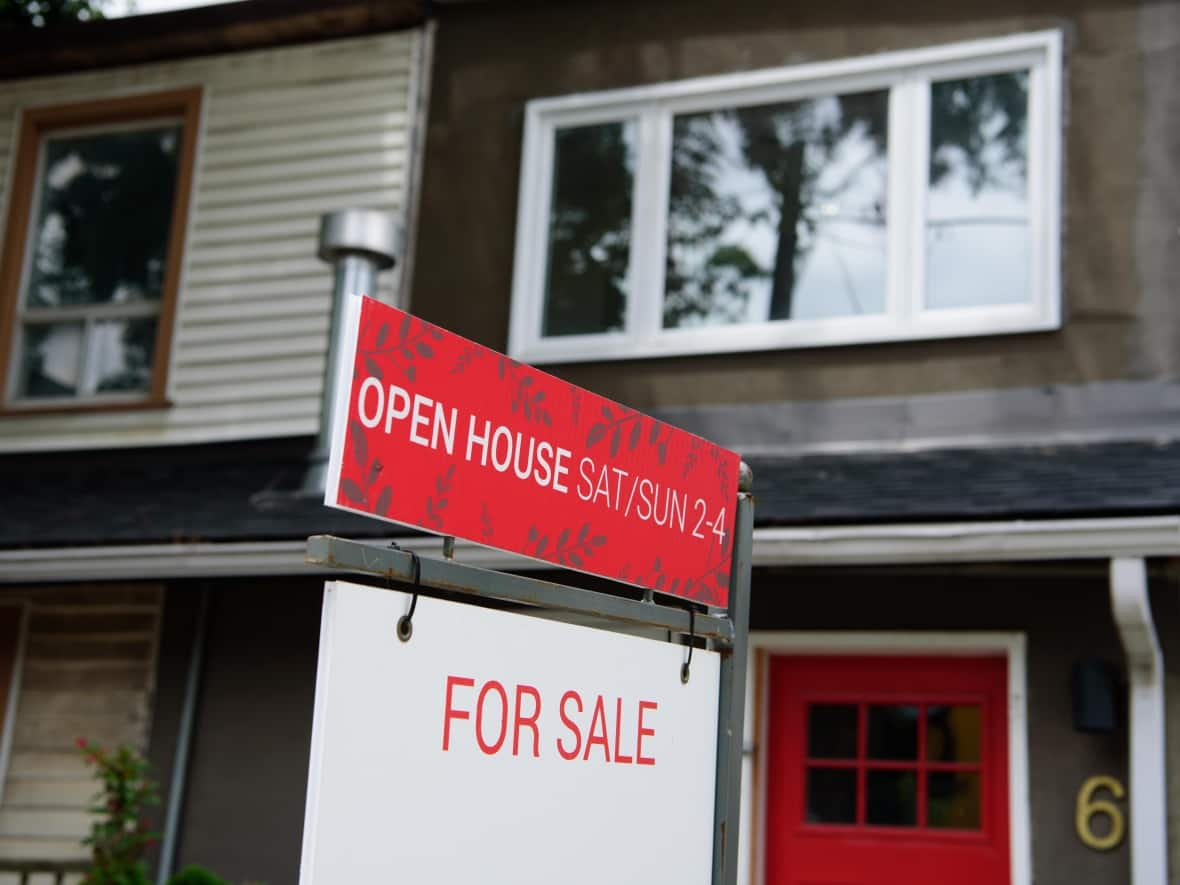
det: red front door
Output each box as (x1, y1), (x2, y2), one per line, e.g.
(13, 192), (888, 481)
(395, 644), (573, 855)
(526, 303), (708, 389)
(765, 655), (1010, 885)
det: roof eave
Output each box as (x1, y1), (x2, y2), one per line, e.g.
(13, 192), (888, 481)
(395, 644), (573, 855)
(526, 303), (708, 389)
(0, 0), (426, 81)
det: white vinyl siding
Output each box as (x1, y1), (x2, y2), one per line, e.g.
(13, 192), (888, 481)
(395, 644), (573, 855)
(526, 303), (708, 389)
(0, 585), (162, 863)
(0, 30), (422, 452)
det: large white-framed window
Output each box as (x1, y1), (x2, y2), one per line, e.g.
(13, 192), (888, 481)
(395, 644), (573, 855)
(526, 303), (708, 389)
(509, 31), (1063, 364)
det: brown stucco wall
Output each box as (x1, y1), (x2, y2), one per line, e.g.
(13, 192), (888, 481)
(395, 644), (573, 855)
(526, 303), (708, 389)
(1152, 576), (1180, 885)
(410, 0), (1176, 412)
(144, 584), (204, 876)
(143, 563), (1178, 884)
(162, 580), (322, 885)
(750, 562), (1137, 885)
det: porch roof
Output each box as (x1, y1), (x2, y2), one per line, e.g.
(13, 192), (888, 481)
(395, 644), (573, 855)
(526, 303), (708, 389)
(3, 437), (1179, 550)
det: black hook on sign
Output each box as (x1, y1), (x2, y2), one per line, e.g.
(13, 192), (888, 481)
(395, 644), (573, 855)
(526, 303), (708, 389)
(393, 545), (421, 643)
(681, 607), (695, 684)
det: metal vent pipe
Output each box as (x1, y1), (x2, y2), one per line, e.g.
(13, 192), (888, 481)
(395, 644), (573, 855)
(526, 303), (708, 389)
(303, 208), (400, 493)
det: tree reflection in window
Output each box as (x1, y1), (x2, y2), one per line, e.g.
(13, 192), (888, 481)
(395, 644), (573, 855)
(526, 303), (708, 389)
(14, 123), (180, 400)
(29, 127), (180, 309)
(664, 90), (889, 328)
(542, 121), (635, 337)
(926, 71), (1030, 309)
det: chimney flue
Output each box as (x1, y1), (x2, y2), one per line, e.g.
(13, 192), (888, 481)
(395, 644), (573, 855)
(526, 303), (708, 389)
(304, 208), (401, 494)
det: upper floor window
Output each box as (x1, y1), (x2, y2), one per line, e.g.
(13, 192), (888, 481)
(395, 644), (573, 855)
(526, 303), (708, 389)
(509, 32), (1062, 363)
(0, 88), (201, 410)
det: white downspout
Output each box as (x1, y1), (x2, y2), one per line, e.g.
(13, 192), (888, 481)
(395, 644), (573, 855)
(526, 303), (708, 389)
(1110, 558), (1169, 885)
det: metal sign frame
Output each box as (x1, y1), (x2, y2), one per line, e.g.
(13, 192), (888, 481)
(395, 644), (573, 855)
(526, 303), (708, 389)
(305, 463), (753, 885)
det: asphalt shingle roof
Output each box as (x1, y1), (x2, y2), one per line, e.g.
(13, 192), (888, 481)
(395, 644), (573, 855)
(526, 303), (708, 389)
(752, 439), (1180, 524)
(2, 437), (1179, 549)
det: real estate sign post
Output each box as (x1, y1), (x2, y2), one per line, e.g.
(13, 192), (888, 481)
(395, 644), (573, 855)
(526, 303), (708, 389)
(303, 295), (753, 885)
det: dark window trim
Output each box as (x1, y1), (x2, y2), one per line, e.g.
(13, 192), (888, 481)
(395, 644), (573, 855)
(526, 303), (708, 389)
(0, 87), (202, 413)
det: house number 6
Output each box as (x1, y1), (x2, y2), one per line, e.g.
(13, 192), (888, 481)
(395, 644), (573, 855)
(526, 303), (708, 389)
(1076, 775), (1126, 851)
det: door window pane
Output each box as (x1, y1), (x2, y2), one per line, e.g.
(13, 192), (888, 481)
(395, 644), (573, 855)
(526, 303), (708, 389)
(26, 126), (181, 310)
(866, 769), (917, 826)
(807, 703), (858, 759)
(926, 704), (982, 763)
(542, 121), (635, 337)
(806, 768), (857, 824)
(664, 89), (888, 328)
(928, 771), (982, 829)
(926, 71), (1030, 309)
(867, 705), (918, 760)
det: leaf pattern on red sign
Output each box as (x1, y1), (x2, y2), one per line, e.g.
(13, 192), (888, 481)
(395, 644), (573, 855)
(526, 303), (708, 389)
(331, 298), (741, 606)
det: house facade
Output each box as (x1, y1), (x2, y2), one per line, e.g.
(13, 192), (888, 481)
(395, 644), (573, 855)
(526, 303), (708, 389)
(0, 0), (1177, 884)
(0, 3), (427, 882)
(407, 2), (1179, 885)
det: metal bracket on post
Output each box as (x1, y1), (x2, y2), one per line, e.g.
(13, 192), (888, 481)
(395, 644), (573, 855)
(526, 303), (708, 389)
(306, 535), (735, 646)
(711, 461), (754, 885)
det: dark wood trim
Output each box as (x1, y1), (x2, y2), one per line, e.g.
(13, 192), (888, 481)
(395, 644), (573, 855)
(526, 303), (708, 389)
(0, 101), (39, 409)
(0, 87), (202, 411)
(154, 88), (202, 404)
(0, 397), (173, 419)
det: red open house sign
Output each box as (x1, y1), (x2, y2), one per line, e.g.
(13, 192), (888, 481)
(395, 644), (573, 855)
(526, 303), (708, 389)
(324, 296), (740, 606)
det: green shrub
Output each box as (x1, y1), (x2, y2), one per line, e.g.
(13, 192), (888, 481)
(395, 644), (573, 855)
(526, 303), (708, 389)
(77, 739), (260, 885)
(77, 738), (159, 885)
(167, 866), (231, 885)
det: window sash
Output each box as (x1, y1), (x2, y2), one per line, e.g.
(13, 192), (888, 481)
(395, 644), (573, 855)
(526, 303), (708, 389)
(9, 316), (159, 401)
(0, 88), (200, 411)
(509, 31), (1062, 364)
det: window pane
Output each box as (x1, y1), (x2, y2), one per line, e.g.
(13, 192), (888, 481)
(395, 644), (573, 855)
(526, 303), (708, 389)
(807, 704), (858, 759)
(928, 771), (982, 829)
(25, 125), (182, 311)
(926, 71), (1030, 310)
(664, 89), (888, 328)
(926, 704), (982, 763)
(866, 769), (917, 826)
(867, 705), (918, 760)
(542, 121), (634, 337)
(806, 768), (857, 824)
(16, 322), (83, 398)
(92, 318), (157, 394)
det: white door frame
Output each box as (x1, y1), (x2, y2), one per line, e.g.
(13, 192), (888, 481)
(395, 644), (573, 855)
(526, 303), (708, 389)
(743, 632), (1030, 885)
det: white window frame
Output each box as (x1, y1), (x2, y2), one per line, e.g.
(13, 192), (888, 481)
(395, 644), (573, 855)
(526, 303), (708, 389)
(742, 632), (1031, 885)
(509, 31), (1063, 364)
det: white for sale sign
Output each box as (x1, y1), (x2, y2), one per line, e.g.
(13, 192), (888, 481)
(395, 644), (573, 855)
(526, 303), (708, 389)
(299, 580), (720, 884)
